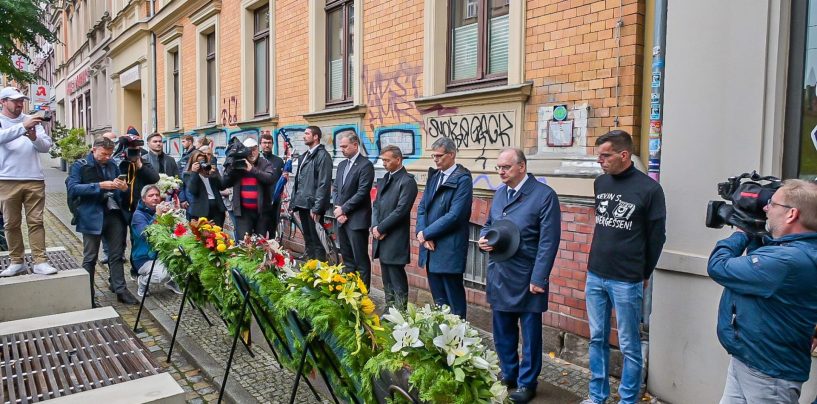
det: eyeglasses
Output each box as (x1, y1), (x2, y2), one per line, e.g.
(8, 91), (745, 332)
(430, 152), (449, 160)
(495, 164), (516, 172)
(766, 199), (793, 210)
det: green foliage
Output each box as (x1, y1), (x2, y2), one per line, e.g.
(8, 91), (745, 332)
(56, 128), (88, 163)
(0, 0), (59, 84)
(48, 121), (69, 158)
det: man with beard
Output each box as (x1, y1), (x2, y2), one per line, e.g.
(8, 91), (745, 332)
(290, 126), (332, 260)
(259, 132), (284, 238)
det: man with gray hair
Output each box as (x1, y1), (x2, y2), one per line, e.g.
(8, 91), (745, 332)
(0, 87), (56, 277)
(332, 131), (374, 286)
(130, 184), (181, 297)
(416, 137), (472, 318)
(708, 179), (817, 403)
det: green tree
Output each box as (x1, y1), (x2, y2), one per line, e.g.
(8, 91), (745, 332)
(0, 0), (59, 84)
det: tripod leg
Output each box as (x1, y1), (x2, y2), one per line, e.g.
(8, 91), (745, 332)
(218, 296), (249, 404)
(288, 344), (310, 404)
(133, 259), (157, 332)
(167, 273), (191, 362)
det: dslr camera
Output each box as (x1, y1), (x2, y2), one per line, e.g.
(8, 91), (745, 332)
(31, 109), (52, 121)
(198, 160), (212, 172)
(705, 171), (782, 236)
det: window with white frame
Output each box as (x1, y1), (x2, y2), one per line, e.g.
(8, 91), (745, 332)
(253, 5), (270, 116)
(171, 50), (180, 128)
(448, 0), (509, 90)
(325, 0), (354, 106)
(206, 32), (216, 123)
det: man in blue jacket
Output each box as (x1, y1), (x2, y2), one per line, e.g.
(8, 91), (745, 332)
(479, 148), (561, 403)
(67, 137), (137, 306)
(416, 137), (472, 319)
(708, 179), (817, 403)
(131, 184), (182, 297)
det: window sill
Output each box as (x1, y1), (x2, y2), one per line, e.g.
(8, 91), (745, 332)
(303, 104), (368, 122)
(414, 81), (534, 109)
(163, 127), (184, 135)
(191, 123), (218, 132)
(235, 115), (278, 127)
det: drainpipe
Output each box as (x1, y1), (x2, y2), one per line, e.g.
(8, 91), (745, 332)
(642, 0), (667, 393)
(151, 31), (157, 134)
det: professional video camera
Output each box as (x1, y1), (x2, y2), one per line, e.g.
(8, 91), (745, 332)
(223, 137), (249, 170)
(705, 171), (782, 236)
(113, 135), (145, 161)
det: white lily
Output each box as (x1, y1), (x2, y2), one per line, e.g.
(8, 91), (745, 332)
(382, 307), (407, 325)
(432, 323), (479, 366)
(489, 381), (508, 403)
(391, 323), (423, 355)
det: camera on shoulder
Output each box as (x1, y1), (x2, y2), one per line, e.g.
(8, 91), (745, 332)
(705, 171), (781, 236)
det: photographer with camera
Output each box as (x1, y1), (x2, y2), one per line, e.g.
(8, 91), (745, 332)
(708, 179), (817, 403)
(67, 137), (138, 306)
(115, 128), (159, 219)
(184, 150), (226, 227)
(0, 87), (57, 277)
(223, 137), (276, 239)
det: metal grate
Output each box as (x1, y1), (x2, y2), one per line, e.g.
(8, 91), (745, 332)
(0, 251), (80, 273)
(465, 222), (488, 287)
(0, 318), (160, 403)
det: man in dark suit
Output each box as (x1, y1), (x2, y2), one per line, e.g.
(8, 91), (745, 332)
(260, 132), (284, 238)
(332, 132), (374, 287)
(291, 126), (333, 261)
(372, 145), (418, 309)
(478, 148), (561, 403)
(416, 137), (472, 319)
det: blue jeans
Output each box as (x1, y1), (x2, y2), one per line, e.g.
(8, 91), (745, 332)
(586, 271), (643, 404)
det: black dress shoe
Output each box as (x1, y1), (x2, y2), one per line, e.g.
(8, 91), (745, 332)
(509, 387), (536, 403)
(91, 299), (101, 308)
(501, 378), (517, 389)
(117, 291), (139, 305)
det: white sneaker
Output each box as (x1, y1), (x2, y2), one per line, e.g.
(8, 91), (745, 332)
(165, 279), (183, 295)
(0, 263), (26, 277)
(579, 399), (600, 404)
(32, 263), (58, 275)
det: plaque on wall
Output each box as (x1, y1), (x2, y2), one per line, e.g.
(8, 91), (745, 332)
(547, 120), (574, 147)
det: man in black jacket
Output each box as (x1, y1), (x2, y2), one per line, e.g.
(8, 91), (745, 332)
(117, 133), (160, 219)
(291, 126), (332, 261)
(371, 145), (418, 309)
(146, 132), (179, 177)
(582, 130), (666, 404)
(223, 137), (276, 239)
(332, 132), (374, 287)
(260, 132), (284, 238)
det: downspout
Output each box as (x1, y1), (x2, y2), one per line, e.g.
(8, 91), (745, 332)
(150, 0), (157, 133)
(642, 0), (667, 393)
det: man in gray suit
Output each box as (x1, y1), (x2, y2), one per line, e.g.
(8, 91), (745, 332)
(332, 132), (374, 287)
(372, 145), (418, 309)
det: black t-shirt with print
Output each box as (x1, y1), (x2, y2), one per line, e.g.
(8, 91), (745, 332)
(588, 164), (667, 282)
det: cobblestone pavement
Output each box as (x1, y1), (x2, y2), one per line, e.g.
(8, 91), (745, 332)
(37, 166), (633, 403)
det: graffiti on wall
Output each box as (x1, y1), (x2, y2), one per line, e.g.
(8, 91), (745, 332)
(374, 124), (422, 163)
(221, 96), (239, 127)
(363, 63), (424, 134)
(425, 111), (514, 169)
(276, 125), (308, 157)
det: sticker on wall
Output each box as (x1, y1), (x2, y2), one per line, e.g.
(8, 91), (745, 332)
(651, 72), (662, 88)
(552, 105), (569, 121)
(547, 120), (574, 147)
(650, 103), (661, 120)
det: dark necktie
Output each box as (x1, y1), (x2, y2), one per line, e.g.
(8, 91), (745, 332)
(383, 173), (391, 185)
(507, 188), (516, 200)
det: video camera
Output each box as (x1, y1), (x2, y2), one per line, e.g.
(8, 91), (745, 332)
(705, 171), (782, 236)
(223, 137), (250, 170)
(114, 135), (145, 161)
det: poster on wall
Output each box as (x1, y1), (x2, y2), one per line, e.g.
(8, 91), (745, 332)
(547, 120), (574, 147)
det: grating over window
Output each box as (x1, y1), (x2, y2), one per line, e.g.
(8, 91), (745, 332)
(465, 222), (488, 286)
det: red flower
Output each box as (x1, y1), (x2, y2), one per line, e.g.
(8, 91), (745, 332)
(173, 223), (186, 236)
(205, 238), (216, 249)
(273, 253), (285, 268)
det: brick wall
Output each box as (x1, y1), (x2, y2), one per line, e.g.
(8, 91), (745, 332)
(523, 0), (645, 152)
(275, 0), (309, 125)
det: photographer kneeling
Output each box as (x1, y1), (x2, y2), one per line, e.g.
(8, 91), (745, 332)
(130, 185), (182, 297)
(708, 179), (817, 404)
(184, 150), (225, 227)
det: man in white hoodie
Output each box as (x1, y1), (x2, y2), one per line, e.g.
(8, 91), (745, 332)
(0, 87), (57, 276)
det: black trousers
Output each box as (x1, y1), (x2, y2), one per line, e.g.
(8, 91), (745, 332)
(235, 209), (269, 240)
(263, 200), (281, 239)
(297, 208), (326, 261)
(380, 263), (408, 310)
(191, 199), (225, 228)
(427, 272), (467, 319)
(338, 225), (371, 288)
(82, 213), (127, 302)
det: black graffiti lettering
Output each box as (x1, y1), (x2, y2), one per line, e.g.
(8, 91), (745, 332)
(221, 96), (238, 127)
(427, 112), (514, 165)
(363, 63), (424, 134)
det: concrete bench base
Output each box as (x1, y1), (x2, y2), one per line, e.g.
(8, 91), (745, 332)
(0, 268), (90, 322)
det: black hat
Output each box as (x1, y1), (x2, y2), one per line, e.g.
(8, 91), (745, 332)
(484, 219), (520, 262)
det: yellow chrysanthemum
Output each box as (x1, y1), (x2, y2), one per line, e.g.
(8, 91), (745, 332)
(356, 277), (368, 295)
(213, 225), (222, 232)
(216, 243), (227, 252)
(336, 285), (343, 291)
(229, 239), (235, 246)
(361, 296), (375, 315)
(304, 260), (319, 271)
(198, 217), (208, 224)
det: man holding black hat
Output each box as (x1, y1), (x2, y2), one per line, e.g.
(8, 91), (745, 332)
(478, 147), (561, 403)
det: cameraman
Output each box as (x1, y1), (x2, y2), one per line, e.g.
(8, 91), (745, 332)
(184, 150), (225, 227)
(708, 179), (817, 403)
(116, 132), (159, 218)
(67, 137), (138, 306)
(223, 138), (275, 239)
